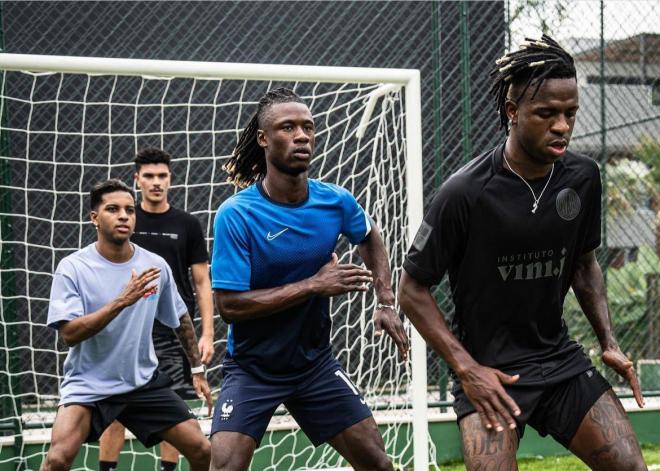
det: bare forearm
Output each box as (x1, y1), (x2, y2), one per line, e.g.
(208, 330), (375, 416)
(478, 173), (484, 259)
(175, 313), (202, 367)
(198, 294), (214, 338)
(571, 253), (616, 350)
(193, 274), (214, 338)
(399, 272), (476, 377)
(357, 228), (395, 304)
(215, 278), (317, 323)
(59, 298), (126, 347)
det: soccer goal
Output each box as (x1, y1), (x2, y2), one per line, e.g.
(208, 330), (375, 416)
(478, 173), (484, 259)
(0, 53), (430, 470)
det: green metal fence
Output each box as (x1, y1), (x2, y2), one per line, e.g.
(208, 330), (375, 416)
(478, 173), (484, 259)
(429, 0), (660, 400)
(507, 0), (660, 394)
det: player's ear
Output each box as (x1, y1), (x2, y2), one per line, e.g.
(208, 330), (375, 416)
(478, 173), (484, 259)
(504, 99), (519, 126)
(133, 172), (140, 189)
(90, 210), (98, 228)
(257, 129), (267, 148)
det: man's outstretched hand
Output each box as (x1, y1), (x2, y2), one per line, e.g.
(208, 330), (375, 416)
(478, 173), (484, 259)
(602, 347), (644, 408)
(373, 305), (409, 361)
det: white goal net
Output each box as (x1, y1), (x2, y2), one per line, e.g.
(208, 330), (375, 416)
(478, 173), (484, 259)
(0, 55), (430, 470)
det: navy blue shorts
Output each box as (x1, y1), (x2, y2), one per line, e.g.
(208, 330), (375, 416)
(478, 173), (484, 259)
(210, 356), (372, 447)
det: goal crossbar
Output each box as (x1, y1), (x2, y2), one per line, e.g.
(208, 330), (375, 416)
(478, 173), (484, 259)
(0, 53), (417, 85)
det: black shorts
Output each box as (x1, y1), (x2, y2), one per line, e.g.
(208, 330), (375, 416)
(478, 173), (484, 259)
(454, 367), (611, 448)
(152, 327), (197, 400)
(63, 371), (197, 447)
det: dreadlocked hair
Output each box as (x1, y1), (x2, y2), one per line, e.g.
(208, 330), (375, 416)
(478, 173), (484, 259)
(490, 34), (576, 132)
(223, 87), (307, 187)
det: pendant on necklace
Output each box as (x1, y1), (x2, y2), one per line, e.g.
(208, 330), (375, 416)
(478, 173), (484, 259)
(531, 201), (538, 214)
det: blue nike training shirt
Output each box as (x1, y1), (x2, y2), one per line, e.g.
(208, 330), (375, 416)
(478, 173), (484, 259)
(211, 179), (371, 383)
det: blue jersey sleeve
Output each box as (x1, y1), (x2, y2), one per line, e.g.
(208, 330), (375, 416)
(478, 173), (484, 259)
(156, 262), (186, 328)
(340, 188), (371, 245)
(47, 259), (84, 330)
(211, 203), (251, 291)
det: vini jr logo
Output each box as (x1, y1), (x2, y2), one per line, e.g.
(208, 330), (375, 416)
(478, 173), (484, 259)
(497, 248), (566, 282)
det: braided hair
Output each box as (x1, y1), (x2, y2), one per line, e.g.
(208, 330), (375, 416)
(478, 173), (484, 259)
(490, 34), (576, 132)
(224, 87), (307, 187)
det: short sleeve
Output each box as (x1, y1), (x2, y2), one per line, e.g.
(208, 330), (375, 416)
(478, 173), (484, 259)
(47, 260), (85, 330)
(156, 263), (187, 328)
(340, 188), (371, 245)
(403, 179), (469, 286)
(581, 162), (602, 253)
(186, 215), (209, 265)
(211, 204), (252, 291)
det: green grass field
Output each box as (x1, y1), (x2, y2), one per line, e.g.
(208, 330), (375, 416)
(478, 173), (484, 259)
(437, 443), (660, 470)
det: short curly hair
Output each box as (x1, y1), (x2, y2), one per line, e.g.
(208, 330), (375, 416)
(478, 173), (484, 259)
(90, 179), (134, 210)
(134, 147), (172, 171)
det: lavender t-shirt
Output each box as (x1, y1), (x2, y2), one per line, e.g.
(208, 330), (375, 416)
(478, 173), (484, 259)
(47, 243), (187, 404)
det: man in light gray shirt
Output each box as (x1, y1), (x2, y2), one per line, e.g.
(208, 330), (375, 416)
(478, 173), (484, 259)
(41, 179), (212, 471)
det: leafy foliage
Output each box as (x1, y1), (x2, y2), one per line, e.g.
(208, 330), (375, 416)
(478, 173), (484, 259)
(563, 246), (660, 386)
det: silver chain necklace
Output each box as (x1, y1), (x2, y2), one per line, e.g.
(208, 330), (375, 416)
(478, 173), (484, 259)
(503, 153), (554, 214)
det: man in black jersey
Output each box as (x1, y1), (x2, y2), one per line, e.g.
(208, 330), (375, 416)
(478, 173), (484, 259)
(98, 148), (214, 471)
(400, 35), (646, 470)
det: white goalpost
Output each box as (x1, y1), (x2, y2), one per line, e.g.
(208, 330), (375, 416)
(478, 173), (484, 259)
(0, 53), (429, 470)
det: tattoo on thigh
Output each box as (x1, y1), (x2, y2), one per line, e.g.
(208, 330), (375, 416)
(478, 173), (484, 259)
(460, 415), (518, 471)
(582, 392), (641, 467)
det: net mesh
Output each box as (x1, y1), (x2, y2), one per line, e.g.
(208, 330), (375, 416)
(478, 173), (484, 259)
(0, 68), (431, 469)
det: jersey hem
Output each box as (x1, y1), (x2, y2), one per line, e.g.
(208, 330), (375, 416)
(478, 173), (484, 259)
(212, 281), (250, 291)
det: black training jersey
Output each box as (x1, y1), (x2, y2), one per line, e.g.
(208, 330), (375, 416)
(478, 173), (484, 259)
(404, 143), (601, 380)
(132, 206), (208, 329)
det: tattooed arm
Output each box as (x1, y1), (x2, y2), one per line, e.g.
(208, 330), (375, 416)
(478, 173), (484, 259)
(571, 250), (644, 407)
(175, 313), (203, 368)
(175, 313), (213, 414)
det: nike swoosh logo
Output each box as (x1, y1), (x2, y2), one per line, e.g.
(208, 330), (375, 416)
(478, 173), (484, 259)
(266, 228), (289, 241)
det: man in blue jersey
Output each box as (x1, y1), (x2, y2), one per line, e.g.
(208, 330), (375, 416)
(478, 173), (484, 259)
(41, 180), (212, 471)
(209, 88), (408, 471)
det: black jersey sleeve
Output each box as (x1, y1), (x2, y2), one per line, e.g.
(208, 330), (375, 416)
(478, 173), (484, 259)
(581, 161), (602, 253)
(187, 214), (209, 265)
(403, 177), (470, 286)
